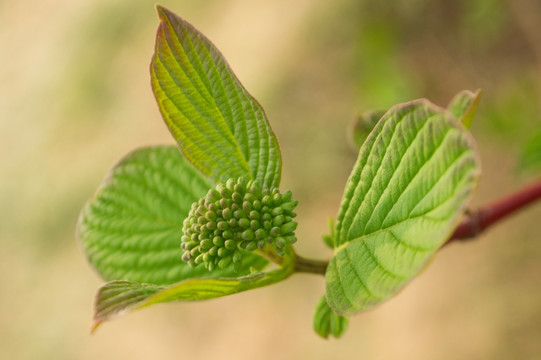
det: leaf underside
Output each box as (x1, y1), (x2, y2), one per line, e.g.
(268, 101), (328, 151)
(151, 6), (281, 189)
(447, 89), (481, 129)
(93, 258), (294, 330)
(78, 146), (268, 286)
(313, 296), (349, 339)
(326, 99), (480, 316)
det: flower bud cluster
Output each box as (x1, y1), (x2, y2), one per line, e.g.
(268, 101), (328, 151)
(181, 178), (298, 271)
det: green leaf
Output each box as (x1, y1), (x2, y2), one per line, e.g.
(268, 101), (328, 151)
(150, 6), (282, 189)
(447, 89), (481, 129)
(313, 296), (349, 339)
(322, 218), (336, 249)
(92, 254), (295, 330)
(350, 109), (386, 149)
(78, 146), (268, 286)
(521, 130), (541, 172)
(326, 100), (480, 315)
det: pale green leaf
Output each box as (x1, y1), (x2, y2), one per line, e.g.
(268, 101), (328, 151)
(447, 89), (481, 129)
(313, 296), (349, 339)
(78, 146), (268, 286)
(521, 130), (541, 172)
(350, 109), (386, 149)
(322, 218), (336, 249)
(92, 256), (295, 329)
(326, 100), (480, 315)
(151, 6), (281, 189)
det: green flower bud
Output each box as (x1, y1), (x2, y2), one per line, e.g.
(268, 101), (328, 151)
(252, 200), (262, 211)
(255, 228), (267, 239)
(200, 239), (213, 250)
(273, 215), (285, 226)
(250, 220), (260, 231)
(217, 221), (229, 231)
(234, 209), (247, 219)
(217, 247), (230, 257)
(281, 200), (298, 213)
(238, 218), (250, 229)
(217, 183), (231, 198)
(219, 198), (230, 209)
(270, 226), (281, 237)
(275, 237), (286, 249)
(207, 189), (220, 202)
(249, 210), (260, 220)
(195, 254), (205, 264)
(209, 246), (218, 256)
(242, 229), (255, 241)
(232, 192), (243, 203)
(234, 182), (245, 194)
(222, 208), (233, 220)
(181, 177), (298, 271)
(281, 222), (297, 234)
(284, 235), (297, 245)
(246, 241), (258, 251)
(218, 256), (232, 269)
(224, 239), (236, 250)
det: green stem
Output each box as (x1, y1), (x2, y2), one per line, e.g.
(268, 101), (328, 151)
(293, 254), (328, 275)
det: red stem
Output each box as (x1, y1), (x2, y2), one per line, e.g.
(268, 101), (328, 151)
(448, 178), (541, 243)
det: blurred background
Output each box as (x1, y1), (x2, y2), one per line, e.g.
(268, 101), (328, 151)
(2, 0), (541, 359)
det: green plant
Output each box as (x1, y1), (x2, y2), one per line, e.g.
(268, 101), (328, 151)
(78, 6), (541, 338)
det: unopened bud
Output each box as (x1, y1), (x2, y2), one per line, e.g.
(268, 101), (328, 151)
(181, 177), (298, 271)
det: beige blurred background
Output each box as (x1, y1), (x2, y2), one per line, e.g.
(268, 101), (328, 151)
(2, 0), (541, 359)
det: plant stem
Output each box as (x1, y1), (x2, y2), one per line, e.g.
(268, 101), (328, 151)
(294, 178), (541, 275)
(448, 178), (541, 243)
(293, 254), (328, 275)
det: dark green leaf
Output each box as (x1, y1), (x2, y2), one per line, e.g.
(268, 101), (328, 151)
(151, 6), (282, 189)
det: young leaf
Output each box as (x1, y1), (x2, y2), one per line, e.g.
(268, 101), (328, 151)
(327, 100), (480, 315)
(322, 218), (336, 249)
(447, 89), (481, 129)
(78, 146), (268, 286)
(151, 6), (282, 189)
(313, 296), (349, 339)
(350, 109), (386, 149)
(92, 255), (295, 330)
(521, 130), (541, 172)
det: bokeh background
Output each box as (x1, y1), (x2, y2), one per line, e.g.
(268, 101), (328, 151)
(2, 0), (541, 359)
